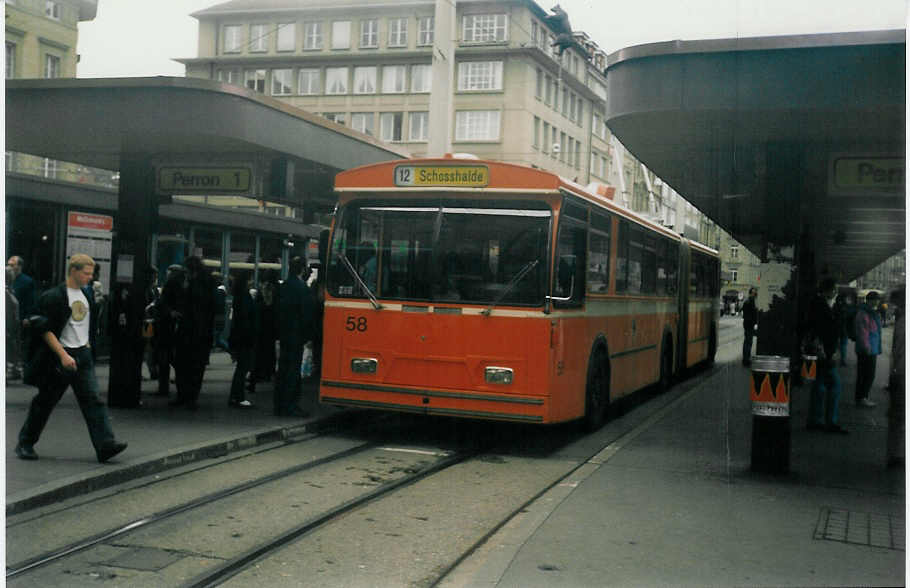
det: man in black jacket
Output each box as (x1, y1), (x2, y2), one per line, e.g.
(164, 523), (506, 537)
(16, 253), (128, 463)
(167, 256), (215, 410)
(274, 256), (316, 417)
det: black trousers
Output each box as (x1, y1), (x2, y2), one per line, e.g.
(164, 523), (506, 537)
(274, 342), (303, 414)
(19, 346), (116, 451)
(174, 343), (209, 406)
(855, 354), (878, 401)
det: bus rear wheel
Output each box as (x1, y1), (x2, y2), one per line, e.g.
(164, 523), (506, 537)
(584, 348), (609, 431)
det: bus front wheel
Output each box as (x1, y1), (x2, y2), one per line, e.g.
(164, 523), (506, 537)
(584, 348), (610, 431)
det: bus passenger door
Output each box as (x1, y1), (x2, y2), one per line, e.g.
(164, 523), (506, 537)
(552, 212), (587, 411)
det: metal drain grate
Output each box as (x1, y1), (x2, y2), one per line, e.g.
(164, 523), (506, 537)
(814, 507), (905, 551)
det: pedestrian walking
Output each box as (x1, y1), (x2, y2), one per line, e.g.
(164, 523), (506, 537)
(742, 286), (758, 366)
(854, 291), (882, 407)
(228, 270), (259, 407)
(274, 256), (316, 417)
(806, 277), (848, 434)
(169, 256), (215, 410)
(15, 253), (128, 463)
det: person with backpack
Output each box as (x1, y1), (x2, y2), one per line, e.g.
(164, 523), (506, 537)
(854, 291), (883, 408)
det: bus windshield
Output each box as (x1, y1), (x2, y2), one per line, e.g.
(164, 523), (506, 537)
(328, 199), (551, 306)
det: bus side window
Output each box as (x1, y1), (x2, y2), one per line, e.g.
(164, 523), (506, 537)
(554, 219), (586, 306)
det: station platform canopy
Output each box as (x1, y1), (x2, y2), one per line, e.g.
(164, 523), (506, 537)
(5, 76), (411, 213)
(604, 30), (905, 282)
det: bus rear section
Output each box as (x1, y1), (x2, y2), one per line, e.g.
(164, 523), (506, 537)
(319, 194), (562, 423)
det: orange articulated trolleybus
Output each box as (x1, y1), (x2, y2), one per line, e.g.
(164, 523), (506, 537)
(319, 156), (719, 427)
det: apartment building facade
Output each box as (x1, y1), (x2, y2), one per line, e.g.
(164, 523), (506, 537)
(181, 0), (631, 185)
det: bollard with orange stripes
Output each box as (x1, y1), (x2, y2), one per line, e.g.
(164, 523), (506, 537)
(749, 355), (791, 474)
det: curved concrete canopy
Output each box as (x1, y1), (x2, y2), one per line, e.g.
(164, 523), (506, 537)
(5, 76), (410, 210)
(605, 30), (905, 281)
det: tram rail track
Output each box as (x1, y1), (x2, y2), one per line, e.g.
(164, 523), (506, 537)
(6, 442), (376, 580)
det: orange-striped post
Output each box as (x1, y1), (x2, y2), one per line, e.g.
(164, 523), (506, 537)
(750, 356), (791, 474)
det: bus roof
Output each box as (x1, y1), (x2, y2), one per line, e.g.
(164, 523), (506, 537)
(334, 155), (696, 247)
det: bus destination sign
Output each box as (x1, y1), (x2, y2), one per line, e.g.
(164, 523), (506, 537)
(394, 165), (489, 188)
(157, 166), (253, 195)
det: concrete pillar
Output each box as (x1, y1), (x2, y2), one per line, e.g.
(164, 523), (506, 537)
(108, 157), (156, 408)
(427, 0), (456, 157)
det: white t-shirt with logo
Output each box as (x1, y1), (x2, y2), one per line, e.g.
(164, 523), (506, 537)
(60, 287), (91, 348)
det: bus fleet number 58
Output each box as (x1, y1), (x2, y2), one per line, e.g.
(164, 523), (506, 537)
(345, 316), (368, 332)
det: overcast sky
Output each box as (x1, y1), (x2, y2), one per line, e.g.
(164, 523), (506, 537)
(76, 0), (907, 78)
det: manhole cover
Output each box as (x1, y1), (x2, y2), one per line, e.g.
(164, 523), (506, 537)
(814, 507), (905, 551)
(103, 547), (186, 571)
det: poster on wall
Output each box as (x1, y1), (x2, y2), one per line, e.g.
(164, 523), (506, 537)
(65, 211), (113, 295)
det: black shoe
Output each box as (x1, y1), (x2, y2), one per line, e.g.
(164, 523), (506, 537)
(97, 441), (128, 463)
(824, 424), (849, 435)
(15, 444), (38, 460)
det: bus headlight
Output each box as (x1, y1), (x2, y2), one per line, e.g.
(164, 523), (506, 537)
(485, 366), (513, 385)
(351, 358), (378, 374)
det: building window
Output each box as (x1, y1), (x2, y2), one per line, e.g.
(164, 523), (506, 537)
(380, 112), (403, 142)
(533, 116), (540, 149)
(455, 110), (500, 141)
(332, 21), (351, 49)
(217, 69), (240, 86)
(542, 122), (550, 153)
(244, 69), (266, 93)
(45, 0), (60, 20)
(43, 157), (58, 178)
(731, 269), (738, 282)
(271, 68), (293, 95)
(410, 64), (432, 93)
(559, 131), (566, 162)
(277, 23), (295, 52)
(544, 74), (552, 105)
(351, 113), (374, 136)
(731, 246), (739, 259)
(250, 24), (268, 52)
(360, 19), (379, 48)
(462, 14), (507, 43)
(417, 16), (434, 46)
(224, 25), (243, 53)
(353, 66), (377, 94)
(388, 17), (408, 47)
(381, 65), (406, 94)
(298, 68), (320, 94)
(323, 112), (346, 125)
(591, 151), (600, 177)
(325, 67), (348, 94)
(409, 111), (429, 142)
(457, 61), (502, 91)
(304, 22), (323, 50)
(535, 68), (543, 99)
(44, 54), (60, 78)
(6, 42), (15, 79)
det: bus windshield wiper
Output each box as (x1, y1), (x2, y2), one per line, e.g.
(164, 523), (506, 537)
(481, 259), (539, 317)
(338, 252), (382, 310)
